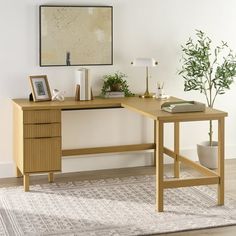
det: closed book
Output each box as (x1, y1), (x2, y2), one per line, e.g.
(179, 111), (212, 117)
(106, 91), (124, 96)
(104, 91), (125, 98)
(161, 101), (205, 113)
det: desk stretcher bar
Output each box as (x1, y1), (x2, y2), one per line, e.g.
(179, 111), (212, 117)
(62, 143), (155, 156)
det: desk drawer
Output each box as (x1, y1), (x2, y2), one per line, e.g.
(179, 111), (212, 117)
(24, 137), (61, 173)
(24, 110), (61, 124)
(24, 123), (61, 138)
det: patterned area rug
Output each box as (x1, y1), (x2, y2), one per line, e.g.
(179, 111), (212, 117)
(1, 175), (236, 236)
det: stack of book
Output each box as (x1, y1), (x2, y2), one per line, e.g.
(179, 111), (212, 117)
(104, 91), (125, 98)
(161, 101), (205, 113)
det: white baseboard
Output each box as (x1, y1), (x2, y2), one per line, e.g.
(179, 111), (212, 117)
(1, 146), (236, 178)
(0, 162), (15, 178)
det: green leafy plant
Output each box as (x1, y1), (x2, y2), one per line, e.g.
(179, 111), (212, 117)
(101, 72), (134, 96)
(179, 30), (236, 144)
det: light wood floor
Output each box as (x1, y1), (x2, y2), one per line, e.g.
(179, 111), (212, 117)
(0, 159), (236, 236)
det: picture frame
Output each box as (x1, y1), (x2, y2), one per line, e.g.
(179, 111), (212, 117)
(29, 75), (52, 102)
(39, 5), (113, 67)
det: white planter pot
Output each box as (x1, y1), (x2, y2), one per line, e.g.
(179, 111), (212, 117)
(197, 141), (218, 169)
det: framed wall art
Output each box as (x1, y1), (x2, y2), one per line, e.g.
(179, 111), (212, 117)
(29, 75), (52, 101)
(39, 5), (113, 67)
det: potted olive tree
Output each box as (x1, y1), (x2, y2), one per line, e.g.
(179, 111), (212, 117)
(179, 30), (236, 169)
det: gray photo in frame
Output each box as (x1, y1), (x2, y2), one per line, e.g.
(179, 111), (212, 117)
(29, 75), (52, 101)
(39, 5), (113, 67)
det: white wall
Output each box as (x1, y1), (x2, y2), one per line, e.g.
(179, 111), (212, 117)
(1, 0), (236, 177)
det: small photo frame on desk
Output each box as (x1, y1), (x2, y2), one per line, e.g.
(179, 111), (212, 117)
(29, 75), (51, 102)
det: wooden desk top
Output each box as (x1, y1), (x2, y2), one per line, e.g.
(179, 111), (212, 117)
(13, 97), (123, 110)
(12, 97), (227, 122)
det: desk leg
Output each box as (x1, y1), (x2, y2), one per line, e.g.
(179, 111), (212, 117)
(154, 120), (157, 166)
(24, 174), (29, 192)
(48, 172), (54, 183)
(155, 120), (164, 212)
(174, 122), (180, 178)
(16, 166), (23, 178)
(218, 118), (225, 205)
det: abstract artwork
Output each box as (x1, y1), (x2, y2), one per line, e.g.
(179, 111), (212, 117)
(40, 6), (113, 66)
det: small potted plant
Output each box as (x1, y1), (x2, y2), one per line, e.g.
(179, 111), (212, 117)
(101, 72), (134, 97)
(179, 30), (236, 169)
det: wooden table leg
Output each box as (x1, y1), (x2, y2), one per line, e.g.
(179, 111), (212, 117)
(48, 172), (54, 183)
(16, 166), (23, 178)
(155, 120), (164, 212)
(154, 120), (156, 166)
(174, 122), (180, 178)
(24, 174), (29, 192)
(218, 118), (225, 205)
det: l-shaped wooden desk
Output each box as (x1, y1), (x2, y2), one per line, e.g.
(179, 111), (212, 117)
(12, 97), (227, 212)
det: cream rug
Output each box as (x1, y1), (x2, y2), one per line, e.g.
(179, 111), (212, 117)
(1, 174), (236, 236)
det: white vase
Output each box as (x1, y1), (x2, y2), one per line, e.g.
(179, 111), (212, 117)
(197, 141), (218, 169)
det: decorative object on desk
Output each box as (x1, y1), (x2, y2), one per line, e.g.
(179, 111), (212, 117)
(75, 68), (93, 101)
(161, 101), (205, 113)
(29, 75), (51, 102)
(156, 81), (164, 98)
(101, 71), (134, 97)
(39, 5), (113, 67)
(131, 58), (158, 98)
(52, 89), (65, 101)
(179, 30), (236, 169)
(156, 81), (170, 99)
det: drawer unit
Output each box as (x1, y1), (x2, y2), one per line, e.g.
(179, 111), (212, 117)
(24, 123), (61, 138)
(22, 109), (62, 174)
(24, 110), (61, 124)
(24, 137), (61, 173)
